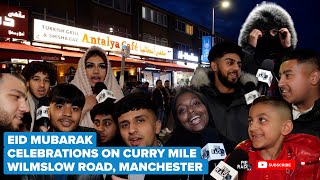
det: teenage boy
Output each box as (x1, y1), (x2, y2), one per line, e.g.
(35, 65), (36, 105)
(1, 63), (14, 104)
(90, 100), (123, 146)
(28, 83), (102, 180)
(230, 96), (319, 180)
(112, 93), (163, 180)
(21, 61), (56, 131)
(279, 49), (320, 138)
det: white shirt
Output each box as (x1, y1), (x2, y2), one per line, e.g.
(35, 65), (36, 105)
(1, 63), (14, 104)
(292, 104), (313, 120)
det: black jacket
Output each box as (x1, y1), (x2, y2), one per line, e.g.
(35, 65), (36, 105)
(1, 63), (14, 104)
(190, 68), (256, 146)
(291, 98), (320, 138)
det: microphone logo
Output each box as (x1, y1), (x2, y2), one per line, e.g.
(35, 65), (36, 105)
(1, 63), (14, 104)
(257, 72), (269, 80)
(211, 145), (225, 156)
(201, 150), (209, 159)
(214, 166), (232, 180)
(237, 161), (252, 171)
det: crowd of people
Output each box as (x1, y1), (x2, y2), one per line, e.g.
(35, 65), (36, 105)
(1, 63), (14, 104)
(0, 1), (319, 180)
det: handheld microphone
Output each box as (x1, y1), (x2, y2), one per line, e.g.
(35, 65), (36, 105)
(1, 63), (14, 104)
(94, 82), (116, 104)
(256, 59), (274, 95)
(201, 143), (226, 161)
(243, 82), (260, 105)
(36, 97), (50, 128)
(210, 149), (250, 180)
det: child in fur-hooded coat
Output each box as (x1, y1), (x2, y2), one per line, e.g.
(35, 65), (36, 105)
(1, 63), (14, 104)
(71, 46), (124, 128)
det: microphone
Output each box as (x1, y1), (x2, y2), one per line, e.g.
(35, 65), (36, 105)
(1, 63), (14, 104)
(210, 149), (250, 180)
(201, 143), (227, 161)
(243, 82), (260, 105)
(94, 82), (116, 104)
(256, 59), (274, 95)
(36, 97), (50, 128)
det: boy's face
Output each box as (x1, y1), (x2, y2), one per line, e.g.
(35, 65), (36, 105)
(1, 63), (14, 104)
(118, 109), (161, 147)
(248, 103), (291, 150)
(49, 103), (81, 132)
(279, 60), (317, 105)
(28, 72), (50, 99)
(176, 92), (209, 132)
(93, 114), (117, 143)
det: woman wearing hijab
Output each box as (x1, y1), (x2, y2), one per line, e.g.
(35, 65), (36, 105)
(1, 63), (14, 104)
(71, 46), (123, 128)
(166, 87), (235, 180)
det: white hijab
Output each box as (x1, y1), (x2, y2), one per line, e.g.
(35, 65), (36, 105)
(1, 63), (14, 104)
(71, 46), (124, 127)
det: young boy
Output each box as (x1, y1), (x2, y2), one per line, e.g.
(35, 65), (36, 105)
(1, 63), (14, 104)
(90, 100), (123, 146)
(112, 93), (163, 180)
(232, 96), (319, 180)
(114, 92), (162, 147)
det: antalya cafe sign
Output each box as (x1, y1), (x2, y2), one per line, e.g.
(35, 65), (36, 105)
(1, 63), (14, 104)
(0, 5), (28, 40)
(33, 19), (173, 60)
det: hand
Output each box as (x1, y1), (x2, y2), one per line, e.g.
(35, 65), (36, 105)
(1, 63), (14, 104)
(82, 95), (97, 114)
(278, 28), (291, 48)
(111, 175), (128, 180)
(39, 126), (50, 132)
(248, 29), (262, 48)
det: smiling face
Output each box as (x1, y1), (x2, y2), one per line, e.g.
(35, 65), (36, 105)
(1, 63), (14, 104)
(248, 103), (292, 150)
(175, 92), (209, 132)
(85, 55), (107, 87)
(93, 114), (117, 143)
(27, 72), (50, 99)
(48, 103), (81, 132)
(211, 53), (242, 88)
(118, 109), (161, 147)
(279, 60), (317, 107)
(0, 74), (29, 131)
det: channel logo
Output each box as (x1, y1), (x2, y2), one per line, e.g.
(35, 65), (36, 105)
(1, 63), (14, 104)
(256, 160), (295, 170)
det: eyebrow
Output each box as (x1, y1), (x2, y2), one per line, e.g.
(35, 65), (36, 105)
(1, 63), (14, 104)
(279, 69), (293, 75)
(10, 89), (26, 98)
(176, 97), (199, 107)
(224, 58), (242, 64)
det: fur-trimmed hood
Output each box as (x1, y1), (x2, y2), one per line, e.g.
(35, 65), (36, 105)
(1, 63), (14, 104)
(238, 1), (297, 48)
(190, 67), (258, 88)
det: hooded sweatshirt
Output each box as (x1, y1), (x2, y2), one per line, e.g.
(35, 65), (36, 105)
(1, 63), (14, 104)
(71, 46), (124, 128)
(238, 1), (298, 75)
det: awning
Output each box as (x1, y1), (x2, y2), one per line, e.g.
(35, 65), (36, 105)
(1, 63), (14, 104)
(0, 42), (61, 61)
(144, 60), (194, 72)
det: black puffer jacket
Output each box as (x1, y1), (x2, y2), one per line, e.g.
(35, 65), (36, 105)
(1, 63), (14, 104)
(166, 88), (237, 180)
(291, 98), (320, 138)
(190, 67), (258, 146)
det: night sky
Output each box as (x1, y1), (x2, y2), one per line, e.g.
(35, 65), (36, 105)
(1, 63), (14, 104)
(145, 0), (320, 52)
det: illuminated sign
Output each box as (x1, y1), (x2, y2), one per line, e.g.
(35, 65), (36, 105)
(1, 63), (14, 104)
(177, 50), (199, 62)
(33, 19), (173, 60)
(0, 5), (28, 40)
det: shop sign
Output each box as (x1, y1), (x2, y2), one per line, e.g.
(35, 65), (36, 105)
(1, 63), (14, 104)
(0, 5), (28, 40)
(33, 19), (173, 60)
(201, 36), (211, 64)
(175, 50), (198, 62)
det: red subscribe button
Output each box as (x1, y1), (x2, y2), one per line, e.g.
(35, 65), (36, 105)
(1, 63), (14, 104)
(256, 160), (295, 170)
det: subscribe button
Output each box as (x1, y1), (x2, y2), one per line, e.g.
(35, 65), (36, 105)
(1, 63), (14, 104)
(256, 160), (295, 170)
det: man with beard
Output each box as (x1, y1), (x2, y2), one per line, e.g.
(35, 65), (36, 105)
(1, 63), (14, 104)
(0, 73), (29, 179)
(191, 42), (256, 147)
(21, 61), (56, 132)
